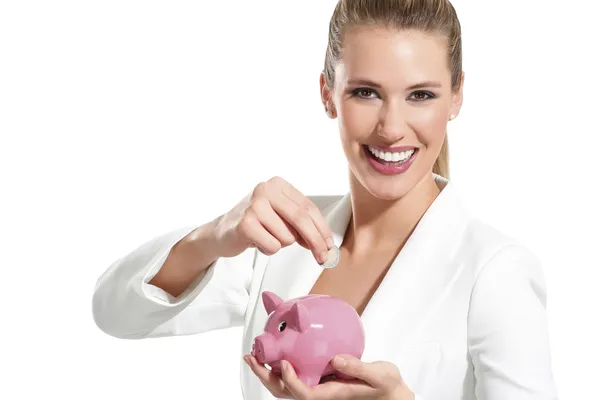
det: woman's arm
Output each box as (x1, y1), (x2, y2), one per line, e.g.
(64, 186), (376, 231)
(92, 222), (255, 339)
(148, 217), (223, 298)
(467, 244), (558, 399)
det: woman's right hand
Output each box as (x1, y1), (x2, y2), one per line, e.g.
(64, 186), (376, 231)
(213, 176), (334, 264)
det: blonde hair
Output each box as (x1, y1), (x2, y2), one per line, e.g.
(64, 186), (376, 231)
(324, 0), (462, 179)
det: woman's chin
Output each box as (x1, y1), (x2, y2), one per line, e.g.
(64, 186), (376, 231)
(365, 181), (411, 201)
(353, 172), (414, 201)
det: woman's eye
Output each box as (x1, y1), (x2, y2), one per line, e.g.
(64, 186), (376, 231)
(351, 88), (376, 99)
(351, 89), (434, 101)
(410, 91), (435, 101)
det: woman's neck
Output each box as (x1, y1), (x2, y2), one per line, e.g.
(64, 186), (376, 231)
(343, 172), (441, 257)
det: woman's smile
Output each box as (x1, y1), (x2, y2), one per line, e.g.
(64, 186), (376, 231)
(362, 144), (419, 176)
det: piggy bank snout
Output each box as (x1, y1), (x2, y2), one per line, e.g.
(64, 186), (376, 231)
(251, 338), (265, 361)
(251, 334), (278, 364)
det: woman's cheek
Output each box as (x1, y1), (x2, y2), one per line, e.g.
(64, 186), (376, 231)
(410, 107), (449, 141)
(339, 103), (378, 141)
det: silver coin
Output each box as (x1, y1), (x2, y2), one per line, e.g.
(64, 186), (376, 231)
(320, 245), (340, 268)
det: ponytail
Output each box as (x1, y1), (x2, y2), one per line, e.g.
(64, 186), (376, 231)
(433, 134), (450, 179)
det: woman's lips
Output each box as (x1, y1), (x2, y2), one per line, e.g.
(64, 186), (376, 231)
(363, 145), (418, 175)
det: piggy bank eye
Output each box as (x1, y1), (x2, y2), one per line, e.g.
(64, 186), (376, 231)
(278, 321), (287, 332)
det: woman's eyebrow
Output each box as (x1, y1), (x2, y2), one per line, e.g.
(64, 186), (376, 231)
(347, 78), (442, 90)
(406, 81), (442, 90)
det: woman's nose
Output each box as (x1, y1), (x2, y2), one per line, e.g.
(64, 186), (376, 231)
(377, 104), (407, 142)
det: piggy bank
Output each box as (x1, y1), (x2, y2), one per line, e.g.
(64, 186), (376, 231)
(251, 290), (365, 387)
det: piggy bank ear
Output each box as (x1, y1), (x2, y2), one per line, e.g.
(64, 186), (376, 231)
(288, 302), (310, 332)
(262, 291), (283, 315)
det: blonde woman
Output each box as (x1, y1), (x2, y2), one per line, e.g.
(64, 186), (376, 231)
(92, 0), (557, 399)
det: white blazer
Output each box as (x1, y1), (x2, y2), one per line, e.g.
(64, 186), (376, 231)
(92, 174), (558, 400)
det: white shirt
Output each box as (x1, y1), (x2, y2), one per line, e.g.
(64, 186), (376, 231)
(92, 174), (558, 399)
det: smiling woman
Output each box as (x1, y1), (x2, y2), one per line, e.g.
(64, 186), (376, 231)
(92, 1), (558, 399)
(321, 17), (462, 201)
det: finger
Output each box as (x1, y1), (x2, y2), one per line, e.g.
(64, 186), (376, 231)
(280, 360), (312, 399)
(331, 355), (384, 388)
(245, 356), (290, 398)
(313, 380), (378, 400)
(251, 196), (311, 251)
(280, 183), (334, 249)
(280, 361), (376, 400)
(251, 199), (297, 248)
(239, 211), (281, 255)
(281, 218), (310, 249)
(269, 192), (329, 263)
(264, 176), (333, 254)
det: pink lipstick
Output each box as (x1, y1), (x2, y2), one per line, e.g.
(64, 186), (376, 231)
(363, 145), (418, 176)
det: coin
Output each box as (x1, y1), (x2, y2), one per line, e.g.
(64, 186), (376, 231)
(320, 245), (340, 268)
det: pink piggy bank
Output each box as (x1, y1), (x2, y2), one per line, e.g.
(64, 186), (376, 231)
(251, 290), (365, 387)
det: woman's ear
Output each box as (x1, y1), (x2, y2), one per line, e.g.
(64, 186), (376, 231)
(320, 71), (336, 118)
(449, 71), (464, 120)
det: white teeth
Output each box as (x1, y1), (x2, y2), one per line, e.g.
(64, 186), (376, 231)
(368, 146), (415, 162)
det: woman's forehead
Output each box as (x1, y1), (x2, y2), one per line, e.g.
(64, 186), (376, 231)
(336, 27), (450, 88)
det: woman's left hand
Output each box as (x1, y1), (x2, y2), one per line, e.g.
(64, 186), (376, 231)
(244, 353), (415, 400)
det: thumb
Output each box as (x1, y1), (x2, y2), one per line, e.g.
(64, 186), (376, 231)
(332, 355), (378, 385)
(332, 355), (402, 391)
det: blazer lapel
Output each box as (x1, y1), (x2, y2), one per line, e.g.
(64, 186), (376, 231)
(360, 175), (473, 363)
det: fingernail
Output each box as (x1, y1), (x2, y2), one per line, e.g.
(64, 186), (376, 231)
(334, 356), (347, 367)
(321, 251), (330, 263)
(281, 360), (288, 373)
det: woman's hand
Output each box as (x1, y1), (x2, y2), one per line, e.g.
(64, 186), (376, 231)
(213, 176), (333, 264)
(244, 354), (415, 400)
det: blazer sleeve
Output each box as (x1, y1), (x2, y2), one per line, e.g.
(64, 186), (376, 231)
(467, 244), (558, 399)
(92, 225), (256, 339)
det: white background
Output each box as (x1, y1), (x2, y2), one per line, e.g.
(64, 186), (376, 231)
(1, 0), (598, 399)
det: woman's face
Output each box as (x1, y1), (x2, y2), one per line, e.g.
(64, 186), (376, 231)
(321, 27), (463, 201)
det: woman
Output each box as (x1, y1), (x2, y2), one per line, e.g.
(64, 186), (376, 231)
(92, 0), (557, 399)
